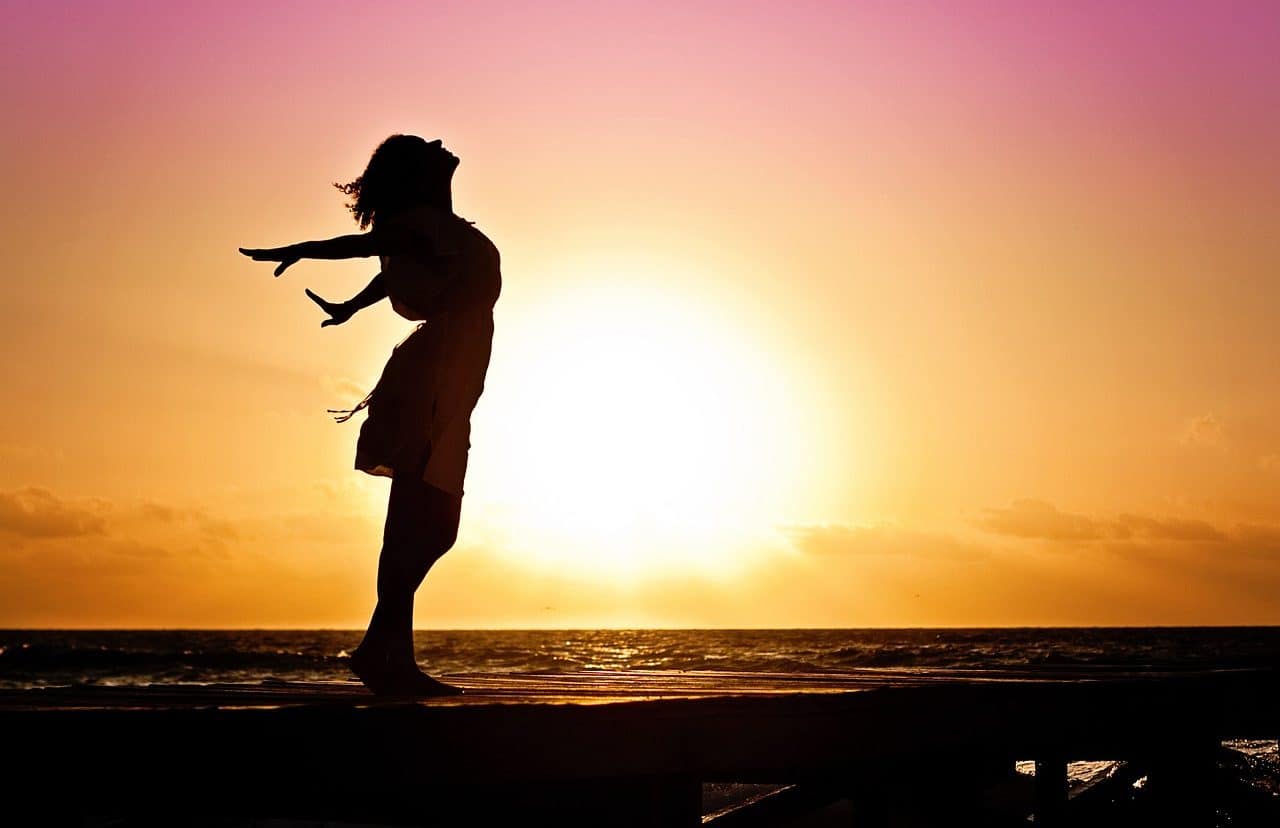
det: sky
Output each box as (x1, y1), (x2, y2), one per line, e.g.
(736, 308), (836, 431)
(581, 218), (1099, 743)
(1, 1), (1278, 628)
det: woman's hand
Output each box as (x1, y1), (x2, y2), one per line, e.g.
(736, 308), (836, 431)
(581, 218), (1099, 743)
(239, 246), (300, 277)
(305, 289), (356, 327)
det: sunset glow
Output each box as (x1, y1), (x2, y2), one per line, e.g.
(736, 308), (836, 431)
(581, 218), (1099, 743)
(2, 1), (1278, 628)
(474, 270), (819, 578)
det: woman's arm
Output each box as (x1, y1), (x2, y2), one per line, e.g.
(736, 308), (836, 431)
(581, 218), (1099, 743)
(241, 225), (423, 276)
(240, 233), (379, 277)
(305, 273), (387, 328)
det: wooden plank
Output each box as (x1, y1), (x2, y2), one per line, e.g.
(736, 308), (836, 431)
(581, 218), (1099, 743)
(6, 666), (1264, 710)
(2, 668), (1276, 824)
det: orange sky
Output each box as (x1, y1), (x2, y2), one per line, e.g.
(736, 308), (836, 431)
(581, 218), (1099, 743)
(2, 2), (1279, 627)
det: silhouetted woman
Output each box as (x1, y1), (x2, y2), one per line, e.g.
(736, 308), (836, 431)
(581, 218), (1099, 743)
(240, 135), (500, 695)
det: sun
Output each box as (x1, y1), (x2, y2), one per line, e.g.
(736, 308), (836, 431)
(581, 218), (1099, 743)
(468, 271), (818, 580)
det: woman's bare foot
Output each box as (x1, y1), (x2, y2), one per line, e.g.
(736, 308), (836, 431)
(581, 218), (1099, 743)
(348, 646), (398, 695)
(349, 647), (463, 696)
(385, 664), (465, 696)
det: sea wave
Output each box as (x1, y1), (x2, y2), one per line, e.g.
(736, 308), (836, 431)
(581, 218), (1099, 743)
(2, 627), (1278, 688)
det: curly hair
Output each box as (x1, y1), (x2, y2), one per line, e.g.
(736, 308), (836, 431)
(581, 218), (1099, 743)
(334, 135), (456, 230)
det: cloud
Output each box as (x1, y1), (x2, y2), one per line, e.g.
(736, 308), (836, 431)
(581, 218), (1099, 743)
(976, 499), (1103, 541)
(138, 501), (238, 542)
(976, 499), (1280, 557)
(0, 487), (255, 567)
(1113, 514), (1225, 542)
(785, 523), (986, 560)
(1182, 414), (1224, 447)
(0, 488), (108, 538)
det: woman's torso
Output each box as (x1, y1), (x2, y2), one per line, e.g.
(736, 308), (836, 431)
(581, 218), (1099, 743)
(379, 206), (501, 427)
(379, 206), (501, 322)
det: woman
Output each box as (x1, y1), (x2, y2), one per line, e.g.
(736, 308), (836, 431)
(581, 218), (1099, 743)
(240, 135), (501, 695)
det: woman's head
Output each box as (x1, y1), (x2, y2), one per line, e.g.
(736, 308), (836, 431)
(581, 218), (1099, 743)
(335, 135), (459, 229)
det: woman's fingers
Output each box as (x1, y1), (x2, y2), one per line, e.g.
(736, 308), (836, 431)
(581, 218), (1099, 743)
(304, 288), (334, 310)
(240, 246), (296, 276)
(239, 246), (295, 267)
(306, 288), (349, 327)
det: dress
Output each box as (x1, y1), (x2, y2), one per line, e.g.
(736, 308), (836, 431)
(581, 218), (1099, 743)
(348, 206), (501, 496)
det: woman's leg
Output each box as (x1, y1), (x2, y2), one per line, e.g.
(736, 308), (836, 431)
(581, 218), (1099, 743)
(353, 474), (461, 690)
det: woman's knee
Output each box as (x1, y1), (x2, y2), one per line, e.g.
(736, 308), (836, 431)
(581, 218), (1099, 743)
(381, 475), (460, 578)
(412, 529), (456, 578)
(382, 527), (450, 567)
(385, 518), (457, 559)
(435, 522), (459, 555)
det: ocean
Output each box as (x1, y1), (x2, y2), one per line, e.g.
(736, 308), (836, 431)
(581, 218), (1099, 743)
(3, 626), (1280, 688)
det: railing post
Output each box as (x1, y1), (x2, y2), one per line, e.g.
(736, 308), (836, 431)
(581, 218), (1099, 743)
(1033, 756), (1067, 825)
(1146, 735), (1218, 826)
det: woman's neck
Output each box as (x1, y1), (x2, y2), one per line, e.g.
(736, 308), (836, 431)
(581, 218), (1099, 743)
(427, 182), (453, 213)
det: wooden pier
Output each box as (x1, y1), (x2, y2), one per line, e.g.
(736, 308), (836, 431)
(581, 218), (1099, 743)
(3, 667), (1277, 826)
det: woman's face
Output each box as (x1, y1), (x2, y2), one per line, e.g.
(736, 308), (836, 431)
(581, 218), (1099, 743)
(425, 139), (460, 174)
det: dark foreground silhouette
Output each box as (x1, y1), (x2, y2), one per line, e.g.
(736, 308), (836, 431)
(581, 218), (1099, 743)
(7, 668), (1279, 825)
(241, 135), (501, 695)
